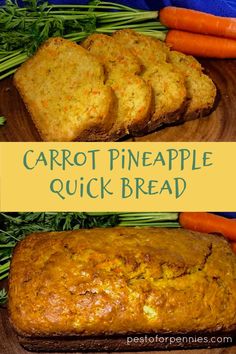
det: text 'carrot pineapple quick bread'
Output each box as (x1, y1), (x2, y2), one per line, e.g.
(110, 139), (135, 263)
(9, 228), (236, 339)
(113, 29), (187, 132)
(14, 37), (115, 142)
(82, 34), (153, 139)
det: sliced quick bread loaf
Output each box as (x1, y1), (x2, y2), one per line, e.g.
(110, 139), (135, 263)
(113, 29), (187, 132)
(82, 34), (153, 139)
(14, 37), (115, 142)
(168, 51), (217, 121)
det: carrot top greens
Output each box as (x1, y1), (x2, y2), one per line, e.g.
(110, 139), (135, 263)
(0, 0), (166, 81)
(0, 116), (6, 125)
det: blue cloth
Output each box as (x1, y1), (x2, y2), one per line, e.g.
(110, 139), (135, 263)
(1, 1), (236, 17)
(213, 212), (236, 219)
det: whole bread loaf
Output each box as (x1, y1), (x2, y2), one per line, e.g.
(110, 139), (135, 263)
(8, 228), (236, 338)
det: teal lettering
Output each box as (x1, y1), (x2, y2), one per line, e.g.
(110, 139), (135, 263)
(74, 152), (87, 167)
(121, 178), (133, 198)
(61, 149), (74, 170)
(87, 178), (99, 198)
(148, 180), (159, 195)
(192, 150), (201, 170)
(23, 150), (34, 169)
(127, 149), (140, 170)
(159, 180), (172, 194)
(142, 152), (152, 167)
(167, 149), (178, 170)
(153, 152), (166, 167)
(175, 178), (187, 198)
(101, 178), (113, 198)
(109, 149), (120, 171)
(36, 152), (47, 166)
(49, 150), (61, 170)
(88, 149), (100, 170)
(180, 149), (191, 170)
(50, 179), (65, 200)
(66, 180), (78, 196)
(203, 152), (213, 167)
(135, 178), (148, 198)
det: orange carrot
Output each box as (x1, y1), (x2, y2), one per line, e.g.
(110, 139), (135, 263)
(231, 242), (236, 254)
(179, 212), (236, 242)
(165, 30), (236, 58)
(160, 7), (236, 39)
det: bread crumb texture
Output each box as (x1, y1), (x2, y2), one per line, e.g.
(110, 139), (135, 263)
(8, 228), (236, 337)
(14, 32), (217, 141)
(113, 30), (216, 127)
(82, 34), (153, 139)
(113, 30), (188, 130)
(14, 37), (114, 141)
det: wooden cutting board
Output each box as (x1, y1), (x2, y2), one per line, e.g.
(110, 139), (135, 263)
(0, 308), (235, 354)
(0, 59), (235, 142)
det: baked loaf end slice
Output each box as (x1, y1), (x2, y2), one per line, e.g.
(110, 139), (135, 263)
(8, 228), (236, 337)
(82, 34), (153, 139)
(14, 37), (115, 142)
(168, 51), (217, 121)
(113, 29), (187, 132)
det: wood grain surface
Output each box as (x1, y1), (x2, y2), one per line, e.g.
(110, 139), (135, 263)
(0, 59), (235, 142)
(0, 308), (235, 354)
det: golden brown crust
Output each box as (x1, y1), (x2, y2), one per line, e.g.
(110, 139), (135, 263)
(139, 97), (188, 135)
(8, 228), (236, 338)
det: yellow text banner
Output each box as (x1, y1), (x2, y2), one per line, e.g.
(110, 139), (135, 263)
(0, 142), (235, 211)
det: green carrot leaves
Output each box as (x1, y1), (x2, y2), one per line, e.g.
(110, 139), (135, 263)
(0, 1), (164, 80)
(0, 116), (6, 125)
(0, 288), (7, 305)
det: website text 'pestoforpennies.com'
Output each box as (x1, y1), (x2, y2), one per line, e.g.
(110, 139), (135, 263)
(126, 335), (233, 345)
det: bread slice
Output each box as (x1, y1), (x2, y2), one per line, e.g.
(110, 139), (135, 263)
(113, 29), (169, 67)
(81, 33), (141, 74)
(113, 29), (187, 132)
(106, 69), (153, 139)
(168, 51), (217, 121)
(14, 37), (115, 142)
(142, 63), (187, 132)
(82, 34), (153, 139)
